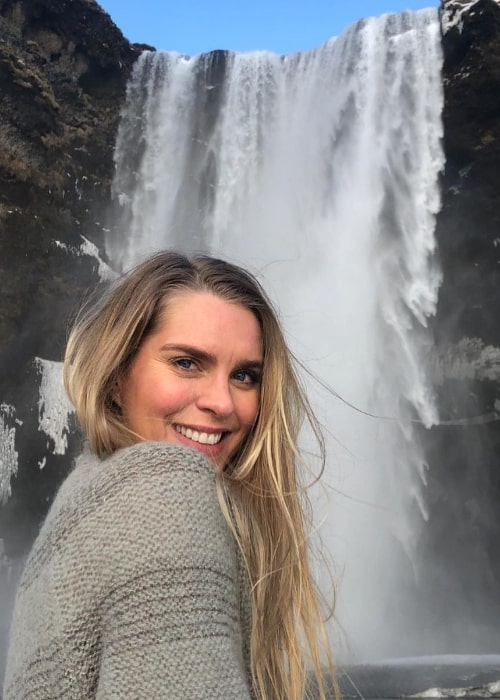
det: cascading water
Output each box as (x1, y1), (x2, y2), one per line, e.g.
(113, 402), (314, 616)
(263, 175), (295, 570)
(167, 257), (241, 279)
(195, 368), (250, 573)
(109, 9), (444, 660)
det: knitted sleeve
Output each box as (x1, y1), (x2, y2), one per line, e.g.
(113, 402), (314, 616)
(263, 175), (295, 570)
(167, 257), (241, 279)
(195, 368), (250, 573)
(3, 442), (253, 700)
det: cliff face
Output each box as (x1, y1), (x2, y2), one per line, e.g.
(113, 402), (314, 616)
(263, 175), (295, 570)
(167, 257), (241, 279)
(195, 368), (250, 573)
(0, 0), (144, 555)
(438, 0), (500, 345)
(421, 0), (500, 648)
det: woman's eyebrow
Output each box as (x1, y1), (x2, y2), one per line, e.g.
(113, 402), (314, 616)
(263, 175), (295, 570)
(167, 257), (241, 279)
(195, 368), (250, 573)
(239, 360), (264, 371)
(159, 344), (216, 363)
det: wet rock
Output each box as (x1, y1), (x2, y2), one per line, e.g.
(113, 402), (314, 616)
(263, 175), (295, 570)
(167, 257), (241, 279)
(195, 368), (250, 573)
(418, 0), (500, 649)
(0, 0), (145, 557)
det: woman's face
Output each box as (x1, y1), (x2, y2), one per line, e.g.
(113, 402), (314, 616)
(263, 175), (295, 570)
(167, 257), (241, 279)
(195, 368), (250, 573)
(118, 291), (263, 468)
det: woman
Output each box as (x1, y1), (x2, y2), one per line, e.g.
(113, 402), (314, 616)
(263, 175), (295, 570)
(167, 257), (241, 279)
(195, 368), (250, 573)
(4, 251), (336, 699)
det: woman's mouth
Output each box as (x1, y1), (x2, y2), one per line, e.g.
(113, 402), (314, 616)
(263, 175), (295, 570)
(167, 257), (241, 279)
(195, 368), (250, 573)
(174, 424), (223, 446)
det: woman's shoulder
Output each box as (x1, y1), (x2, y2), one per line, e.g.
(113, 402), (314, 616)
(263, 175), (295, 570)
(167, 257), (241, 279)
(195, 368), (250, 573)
(107, 441), (218, 491)
(6, 444), (248, 700)
(33, 442), (221, 561)
(22, 442), (231, 595)
(68, 439), (214, 482)
(55, 441), (215, 510)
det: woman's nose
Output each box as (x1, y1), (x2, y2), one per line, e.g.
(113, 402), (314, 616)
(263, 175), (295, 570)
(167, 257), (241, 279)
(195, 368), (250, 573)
(196, 375), (235, 417)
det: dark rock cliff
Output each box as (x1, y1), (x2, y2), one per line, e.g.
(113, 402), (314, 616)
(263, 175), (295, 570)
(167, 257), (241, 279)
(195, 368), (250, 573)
(0, 0), (148, 677)
(419, 0), (500, 651)
(438, 0), (500, 345)
(0, 0), (146, 554)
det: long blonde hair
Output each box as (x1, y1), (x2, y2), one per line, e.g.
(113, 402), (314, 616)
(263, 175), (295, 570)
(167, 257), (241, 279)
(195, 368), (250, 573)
(64, 250), (337, 700)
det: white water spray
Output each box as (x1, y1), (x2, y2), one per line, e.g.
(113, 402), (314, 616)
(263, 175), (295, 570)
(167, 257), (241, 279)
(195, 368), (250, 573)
(110, 9), (444, 660)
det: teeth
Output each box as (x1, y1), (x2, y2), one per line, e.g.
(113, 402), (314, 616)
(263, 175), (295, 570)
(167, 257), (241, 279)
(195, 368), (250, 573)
(175, 424), (223, 446)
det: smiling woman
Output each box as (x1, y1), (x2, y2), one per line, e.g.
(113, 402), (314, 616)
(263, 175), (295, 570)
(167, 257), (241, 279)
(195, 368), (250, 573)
(3, 251), (337, 700)
(117, 291), (263, 469)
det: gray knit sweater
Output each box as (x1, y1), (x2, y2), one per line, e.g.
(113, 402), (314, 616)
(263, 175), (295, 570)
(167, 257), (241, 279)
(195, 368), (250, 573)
(4, 442), (254, 699)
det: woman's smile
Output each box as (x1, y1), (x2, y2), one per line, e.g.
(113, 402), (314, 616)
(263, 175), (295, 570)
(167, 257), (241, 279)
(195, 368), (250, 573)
(173, 424), (223, 445)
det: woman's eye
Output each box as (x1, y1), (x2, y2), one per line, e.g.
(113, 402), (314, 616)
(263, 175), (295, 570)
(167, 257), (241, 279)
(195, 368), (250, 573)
(173, 358), (196, 370)
(232, 369), (260, 385)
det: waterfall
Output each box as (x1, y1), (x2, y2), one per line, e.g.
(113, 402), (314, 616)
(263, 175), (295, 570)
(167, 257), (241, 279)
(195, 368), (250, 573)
(109, 9), (444, 660)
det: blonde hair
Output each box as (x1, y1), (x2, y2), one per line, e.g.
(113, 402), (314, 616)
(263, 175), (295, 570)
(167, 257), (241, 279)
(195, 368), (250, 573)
(64, 250), (337, 700)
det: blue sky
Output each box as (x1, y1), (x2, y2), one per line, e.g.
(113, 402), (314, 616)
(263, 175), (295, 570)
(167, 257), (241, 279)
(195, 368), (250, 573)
(97, 0), (439, 55)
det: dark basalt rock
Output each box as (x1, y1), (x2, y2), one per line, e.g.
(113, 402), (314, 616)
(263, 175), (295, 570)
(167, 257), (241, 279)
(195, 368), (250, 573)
(418, 0), (500, 651)
(0, 0), (146, 558)
(438, 0), (500, 345)
(0, 0), (149, 680)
